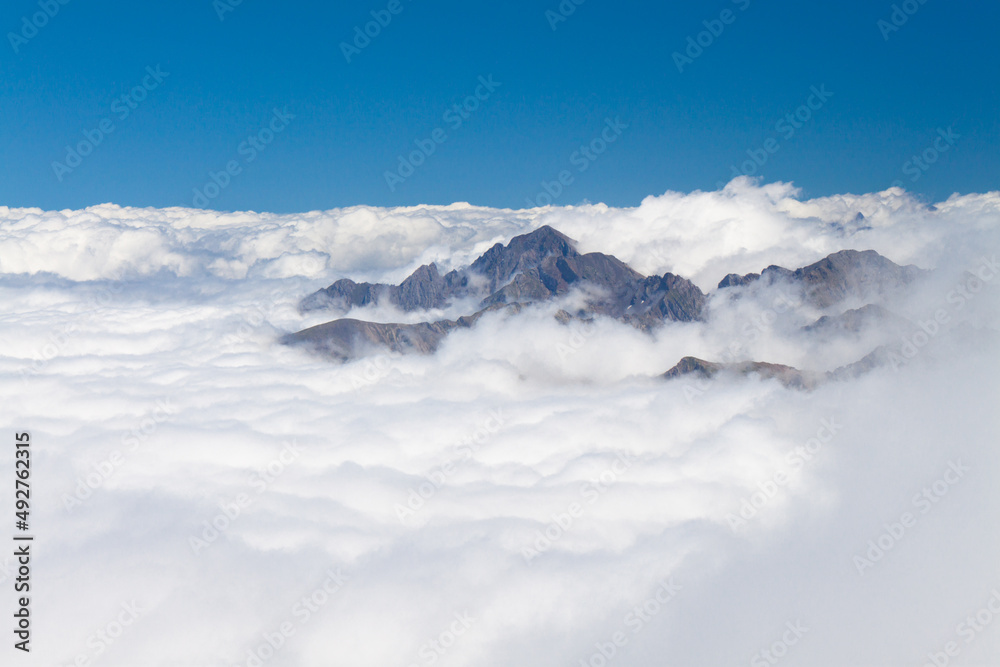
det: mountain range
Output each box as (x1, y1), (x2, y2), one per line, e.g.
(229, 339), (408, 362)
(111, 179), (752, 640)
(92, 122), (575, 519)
(284, 226), (926, 385)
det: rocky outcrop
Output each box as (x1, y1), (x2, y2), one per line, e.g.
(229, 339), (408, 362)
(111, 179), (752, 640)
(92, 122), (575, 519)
(470, 225), (579, 295)
(300, 225), (707, 324)
(719, 250), (925, 308)
(289, 226), (708, 359)
(717, 272), (760, 289)
(663, 356), (819, 389)
(283, 304), (522, 361)
(826, 346), (896, 381)
(299, 262), (473, 313)
(288, 227), (925, 364)
(663, 343), (901, 390)
(788, 250), (925, 308)
(803, 304), (893, 333)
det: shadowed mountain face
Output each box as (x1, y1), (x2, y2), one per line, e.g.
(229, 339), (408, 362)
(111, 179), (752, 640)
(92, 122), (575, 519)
(718, 249), (926, 308)
(298, 226), (581, 313)
(282, 304), (522, 362)
(717, 272), (760, 288)
(802, 304), (913, 335)
(287, 226), (925, 365)
(299, 262), (472, 313)
(300, 226), (706, 326)
(664, 262), (928, 390)
(787, 249), (925, 308)
(663, 347), (903, 391)
(471, 225), (579, 294)
(663, 356), (820, 390)
(289, 226), (709, 359)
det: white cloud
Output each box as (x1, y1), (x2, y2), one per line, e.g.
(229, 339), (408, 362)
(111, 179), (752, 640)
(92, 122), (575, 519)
(0, 181), (998, 665)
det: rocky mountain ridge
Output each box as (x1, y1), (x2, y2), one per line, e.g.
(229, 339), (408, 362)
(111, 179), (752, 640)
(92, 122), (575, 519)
(284, 226), (926, 381)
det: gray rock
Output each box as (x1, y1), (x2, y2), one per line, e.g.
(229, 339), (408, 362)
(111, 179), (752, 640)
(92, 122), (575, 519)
(719, 250), (925, 308)
(787, 250), (925, 308)
(299, 262), (472, 313)
(802, 304), (910, 335)
(283, 304), (522, 361)
(290, 229), (926, 363)
(717, 272), (760, 289)
(663, 343), (904, 390)
(291, 226), (709, 360)
(663, 356), (820, 389)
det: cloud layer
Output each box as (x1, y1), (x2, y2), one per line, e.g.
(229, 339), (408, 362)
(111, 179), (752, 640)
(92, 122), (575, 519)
(1, 181), (998, 666)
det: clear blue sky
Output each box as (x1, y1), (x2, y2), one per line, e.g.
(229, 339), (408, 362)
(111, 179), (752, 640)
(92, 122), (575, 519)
(1, 0), (997, 212)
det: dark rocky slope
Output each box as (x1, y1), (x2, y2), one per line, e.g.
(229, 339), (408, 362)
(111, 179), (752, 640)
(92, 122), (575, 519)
(300, 226), (707, 326)
(287, 227), (924, 366)
(662, 345), (902, 391)
(718, 249), (925, 308)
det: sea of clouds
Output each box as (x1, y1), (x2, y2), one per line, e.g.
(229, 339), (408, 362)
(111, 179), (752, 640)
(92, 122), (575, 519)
(1, 178), (998, 666)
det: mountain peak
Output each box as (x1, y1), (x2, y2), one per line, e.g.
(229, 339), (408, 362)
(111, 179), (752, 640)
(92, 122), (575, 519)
(523, 224), (574, 244)
(290, 232), (930, 363)
(717, 248), (925, 309)
(470, 225), (578, 292)
(791, 249), (925, 308)
(663, 356), (817, 389)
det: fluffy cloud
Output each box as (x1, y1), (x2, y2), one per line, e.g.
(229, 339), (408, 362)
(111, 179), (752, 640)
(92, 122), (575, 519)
(0, 181), (998, 666)
(3, 180), (997, 287)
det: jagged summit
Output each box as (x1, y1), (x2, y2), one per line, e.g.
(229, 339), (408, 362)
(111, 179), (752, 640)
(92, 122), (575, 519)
(662, 345), (901, 391)
(281, 304), (522, 362)
(718, 249), (925, 307)
(299, 225), (578, 314)
(298, 261), (472, 313)
(287, 230), (925, 363)
(663, 356), (818, 389)
(470, 225), (579, 293)
(299, 224), (706, 323)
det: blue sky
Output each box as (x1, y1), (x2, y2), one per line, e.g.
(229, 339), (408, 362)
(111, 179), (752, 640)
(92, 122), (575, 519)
(1, 0), (997, 212)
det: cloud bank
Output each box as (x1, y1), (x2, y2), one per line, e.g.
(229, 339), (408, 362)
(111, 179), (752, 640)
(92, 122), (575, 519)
(0, 180), (998, 666)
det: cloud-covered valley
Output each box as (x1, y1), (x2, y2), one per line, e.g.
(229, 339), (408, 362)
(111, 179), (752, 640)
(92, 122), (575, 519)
(1, 180), (998, 666)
